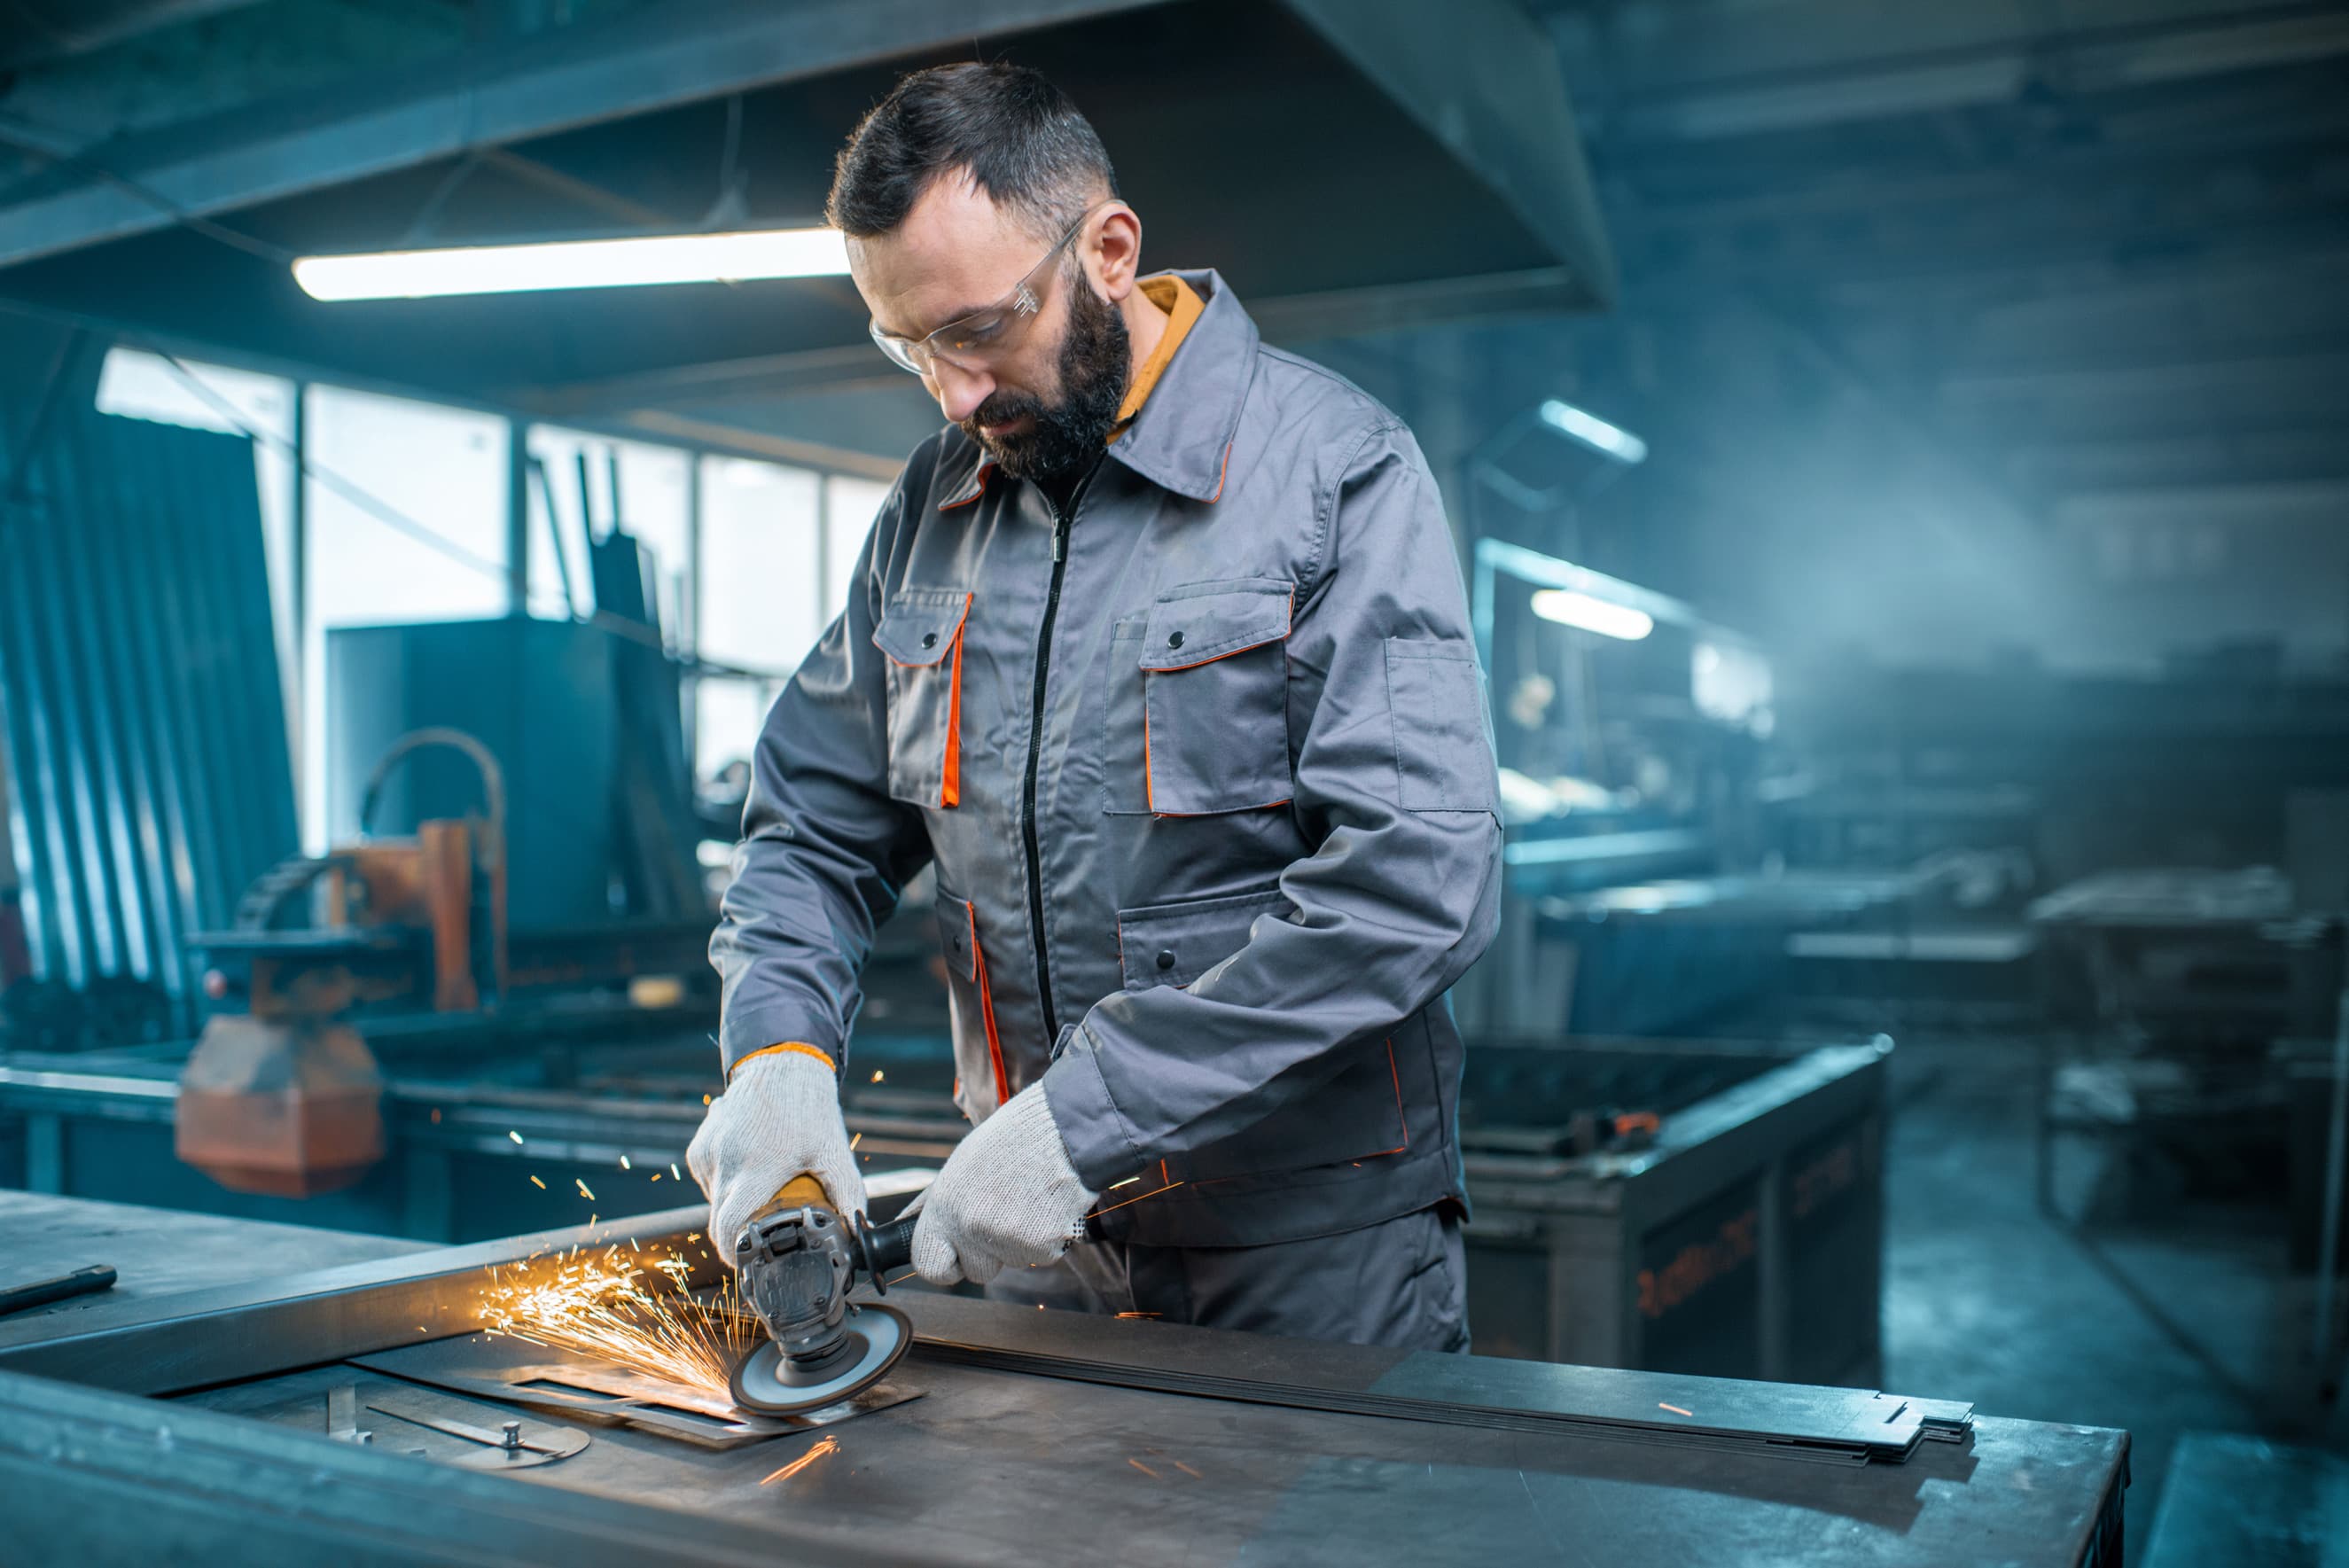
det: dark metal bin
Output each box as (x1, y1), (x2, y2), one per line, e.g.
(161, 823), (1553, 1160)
(1459, 1034), (1889, 1385)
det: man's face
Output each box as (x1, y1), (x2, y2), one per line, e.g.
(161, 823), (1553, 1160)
(849, 176), (1129, 486)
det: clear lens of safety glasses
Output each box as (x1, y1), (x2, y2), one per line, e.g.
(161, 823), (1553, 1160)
(868, 204), (1104, 377)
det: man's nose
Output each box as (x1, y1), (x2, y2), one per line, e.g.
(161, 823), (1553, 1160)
(931, 360), (994, 424)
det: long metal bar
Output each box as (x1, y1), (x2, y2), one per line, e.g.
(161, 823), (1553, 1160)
(0, 1191), (1947, 1467)
(0, 1205), (720, 1392)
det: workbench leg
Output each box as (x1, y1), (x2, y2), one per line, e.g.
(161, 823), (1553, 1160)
(25, 1113), (63, 1195)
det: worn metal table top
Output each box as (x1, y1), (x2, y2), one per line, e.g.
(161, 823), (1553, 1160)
(0, 1205), (2128, 1567)
(0, 1190), (425, 1324)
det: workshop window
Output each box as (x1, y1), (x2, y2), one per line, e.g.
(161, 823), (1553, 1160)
(300, 384), (509, 852)
(694, 456), (823, 783)
(823, 473), (893, 621)
(524, 426), (693, 644)
(94, 348), (301, 748)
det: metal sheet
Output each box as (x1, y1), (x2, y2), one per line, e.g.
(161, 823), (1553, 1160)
(0, 378), (298, 1032)
(350, 1332), (922, 1449)
(0, 1365), (904, 1567)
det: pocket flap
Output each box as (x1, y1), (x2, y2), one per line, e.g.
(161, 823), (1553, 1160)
(1138, 579), (1292, 671)
(933, 887), (979, 982)
(1119, 886), (1292, 990)
(873, 589), (972, 667)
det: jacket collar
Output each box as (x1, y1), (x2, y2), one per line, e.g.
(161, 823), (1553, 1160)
(935, 268), (1255, 511)
(1107, 269), (1254, 503)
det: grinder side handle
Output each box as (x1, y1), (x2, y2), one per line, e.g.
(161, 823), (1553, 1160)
(860, 1213), (918, 1282)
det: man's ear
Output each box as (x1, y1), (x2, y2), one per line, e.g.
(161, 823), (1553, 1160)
(1089, 202), (1142, 301)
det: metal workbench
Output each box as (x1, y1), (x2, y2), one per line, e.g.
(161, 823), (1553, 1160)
(3, 1033), (1892, 1385)
(0, 1197), (2128, 1566)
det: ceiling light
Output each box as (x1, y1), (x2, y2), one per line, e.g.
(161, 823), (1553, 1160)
(293, 228), (851, 301)
(1538, 399), (1648, 465)
(1530, 589), (1654, 641)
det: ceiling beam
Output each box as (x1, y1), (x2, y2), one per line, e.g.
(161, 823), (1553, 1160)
(0, 0), (1167, 270)
(1595, 11), (2349, 144)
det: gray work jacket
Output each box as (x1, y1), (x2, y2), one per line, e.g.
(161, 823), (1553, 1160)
(712, 269), (1502, 1247)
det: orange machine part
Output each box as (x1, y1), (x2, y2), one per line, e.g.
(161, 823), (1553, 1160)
(176, 1017), (386, 1197)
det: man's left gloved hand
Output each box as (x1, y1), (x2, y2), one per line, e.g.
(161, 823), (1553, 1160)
(911, 1082), (1098, 1286)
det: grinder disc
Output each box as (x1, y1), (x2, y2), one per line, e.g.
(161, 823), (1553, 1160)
(730, 1302), (912, 1416)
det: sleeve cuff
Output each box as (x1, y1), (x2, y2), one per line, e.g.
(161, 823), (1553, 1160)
(720, 1008), (843, 1077)
(729, 1041), (835, 1080)
(1041, 1027), (1146, 1191)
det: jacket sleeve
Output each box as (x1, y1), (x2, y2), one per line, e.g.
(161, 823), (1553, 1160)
(708, 482), (931, 1078)
(1043, 421), (1502, 1185)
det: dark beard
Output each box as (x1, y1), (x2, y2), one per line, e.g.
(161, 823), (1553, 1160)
(959, 268), (1130, 488)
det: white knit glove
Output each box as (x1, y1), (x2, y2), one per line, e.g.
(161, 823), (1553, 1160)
(911, 1083), (1097, 1286)
(687, 1049), (866, 1267)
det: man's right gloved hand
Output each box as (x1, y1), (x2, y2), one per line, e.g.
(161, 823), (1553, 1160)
(686, 1047), (866, 1265)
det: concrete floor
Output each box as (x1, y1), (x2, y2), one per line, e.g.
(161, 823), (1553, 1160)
(1873, 1026), (2349, 1563)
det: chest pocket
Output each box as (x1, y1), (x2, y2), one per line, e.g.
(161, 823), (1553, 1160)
(872, 589), (972, 808)
(1102, 578), (1293, 816)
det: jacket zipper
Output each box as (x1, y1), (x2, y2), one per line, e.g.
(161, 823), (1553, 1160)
(1020, 496), (1077, 1047)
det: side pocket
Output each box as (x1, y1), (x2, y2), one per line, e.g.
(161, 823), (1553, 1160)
(1114, 887), (1409, 1182)
(873, 589), (972, 808)
(934, 886), (1010, 1120)
(1383, 638), (1498, 812)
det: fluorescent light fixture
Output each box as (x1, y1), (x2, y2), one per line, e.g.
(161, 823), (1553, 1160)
(1538, 399), (1648, 465)
(293, 227), (851, 301)
(1530, 589), (1654, 641)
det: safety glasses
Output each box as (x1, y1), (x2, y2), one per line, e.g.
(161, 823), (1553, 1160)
(867, 203), (1107, 378)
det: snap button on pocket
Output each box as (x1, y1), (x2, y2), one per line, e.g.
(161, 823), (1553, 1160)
(922, 631), (939, 649)
(1156, 949), (1176, 971)
(1167, 630), (1184, 650)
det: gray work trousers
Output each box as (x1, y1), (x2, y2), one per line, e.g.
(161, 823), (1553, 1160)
(983, 1203), (1471, 1353)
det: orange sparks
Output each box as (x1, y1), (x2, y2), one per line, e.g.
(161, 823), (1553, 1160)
(1172, 1461), (1202, 1479)
(1092, 1180), (1186, 1217)
(870, 1070), (885, 1082)
(1114, 1311), (1162, 1320)
(529, 1175), (545, 1189)
(480, 1242), (752, 1401)
(576, 1178), (596, 1200)
(850, 1133), (862, 1149)
(761, 1435), (839, 1486)
(1128, 1458), (1160, 1479)
(1658, 1402), (1693, 1417)
(651, 1172), (662, 1182)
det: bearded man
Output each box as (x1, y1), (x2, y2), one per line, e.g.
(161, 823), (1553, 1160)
(690, 61), (1501, 1350)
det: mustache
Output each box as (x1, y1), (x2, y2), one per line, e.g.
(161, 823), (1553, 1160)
(964, 390), (1045, 432)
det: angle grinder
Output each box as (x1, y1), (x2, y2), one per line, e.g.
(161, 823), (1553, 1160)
(728, 1173), (919, 1415)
